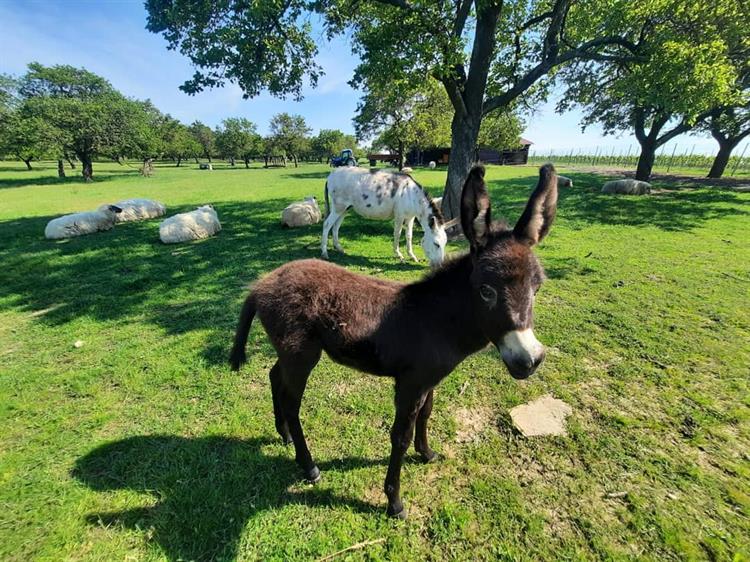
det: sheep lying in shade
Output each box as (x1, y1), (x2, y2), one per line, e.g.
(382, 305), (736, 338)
(159, 205), (221, 244)
(45, 204), (123, 240)
(114, 198), (167, 223)
(281, 196), (322, 227)
(602, 179), (651, 195)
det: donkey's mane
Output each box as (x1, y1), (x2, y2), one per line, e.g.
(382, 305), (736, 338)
(407, 176), (444, 224)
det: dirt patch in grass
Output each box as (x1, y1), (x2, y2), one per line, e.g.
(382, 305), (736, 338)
(454, 407), (495, 443)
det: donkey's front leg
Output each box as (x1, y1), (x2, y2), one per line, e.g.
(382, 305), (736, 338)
(384, 387), (426, 518)
(393, 219), (405, 262)
(405, 217), (419, 262)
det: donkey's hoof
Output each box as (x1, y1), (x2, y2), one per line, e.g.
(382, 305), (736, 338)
(419, 450), (439, 464)
(304, 466), (321, 484)
(387, 506), (407, 520)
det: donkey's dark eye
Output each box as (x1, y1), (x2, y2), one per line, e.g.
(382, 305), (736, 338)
(479, 284), (496, 302)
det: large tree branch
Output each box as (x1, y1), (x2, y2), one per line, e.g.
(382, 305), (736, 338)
(441, 76), (468, 116)
(369, 0), (415, 9)
(453, 0), (472, 37)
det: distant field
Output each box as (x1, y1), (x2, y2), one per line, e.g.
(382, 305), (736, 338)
(1, 160), (748, 561)
(528, 153), (750, 180)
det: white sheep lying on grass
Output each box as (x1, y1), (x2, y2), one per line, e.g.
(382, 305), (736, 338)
(602, 179), (651, 195)
(45, 204), (123, 240)
(159, 205), (221, 244)
(114, 198), (167, 223)
(281, 196), (321, 227)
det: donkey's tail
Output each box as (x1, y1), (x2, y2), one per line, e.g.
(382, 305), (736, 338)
(324, 180), (330, 218)
(229, 293), (256, 371)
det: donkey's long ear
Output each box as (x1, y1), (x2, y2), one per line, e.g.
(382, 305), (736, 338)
(513, 163), (558, 246)
(460, 165), (492, 251)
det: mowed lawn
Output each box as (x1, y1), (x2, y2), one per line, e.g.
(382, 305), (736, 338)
(0, 160), (748, 561)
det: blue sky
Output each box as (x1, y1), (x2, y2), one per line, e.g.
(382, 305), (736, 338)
(1, 0), (738, 156)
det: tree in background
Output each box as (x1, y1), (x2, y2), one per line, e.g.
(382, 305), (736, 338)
(558, 1), (744, 180)
(189, 121), (215, 162)
(17, 63), (154, 181)
(215, 118), (262, 167)
(146, 0), (644, 219)
(268, 113), (311, 167)
(161, 118), (200, 166)
(702, 106), (750, 178)
(477, 110), (524, 152)
(310, 129), (346, 162)
(355, 80), (452, 169)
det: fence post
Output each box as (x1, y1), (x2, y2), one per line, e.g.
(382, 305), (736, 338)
(666, 144), (678, 173)
(730, 143), (748, 177)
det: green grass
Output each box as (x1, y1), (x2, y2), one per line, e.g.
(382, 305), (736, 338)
(1, 160), (748, 561)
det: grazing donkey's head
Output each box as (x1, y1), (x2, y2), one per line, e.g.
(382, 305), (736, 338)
(421, 214), (448, 266)
(461, 164), (558, 379)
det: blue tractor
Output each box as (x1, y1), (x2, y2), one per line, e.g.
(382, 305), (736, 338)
(330, 148), (357, 167)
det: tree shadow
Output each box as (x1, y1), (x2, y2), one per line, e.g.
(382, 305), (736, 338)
(0, 172), (130, 190)
(281, 170), (331, 180)
(482, 171), (750, 231)
(72, 435), (386, 561)
(0, 199), (432, 356)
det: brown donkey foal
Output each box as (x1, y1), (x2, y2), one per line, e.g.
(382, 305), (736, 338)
(230, 164), (558, 518)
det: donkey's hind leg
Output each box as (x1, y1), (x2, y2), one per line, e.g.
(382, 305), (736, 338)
(332, 211), (347, 252)
(414, 388), (437, 462)
(321, 210), (339, 259)
(278, 347), (323, 483)
(269, 362), (292, 444)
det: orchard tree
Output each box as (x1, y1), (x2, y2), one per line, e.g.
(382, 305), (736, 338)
(477, 109), (523, 151)
(703, 106), (750, 178)
(146, 0), (644, 219)
(268, 113), (311, 167)
(189, 121), (215, 162)
(310, 129), (346, 162)
(0, 110), (59, 170)
(355, 79), (452, 168)
(558, 1), (745, 180)
(161, 118), (200, 166)
(215, 117), (262, 167)
(19, 63), (151, 180)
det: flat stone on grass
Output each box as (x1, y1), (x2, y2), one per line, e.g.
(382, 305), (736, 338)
(510, 394), (572, 437)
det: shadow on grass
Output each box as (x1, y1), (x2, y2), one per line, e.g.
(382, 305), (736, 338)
(73, 435), (386, 561)
(0, 171), (135, 189)
(0, 198), (426, 357)
(484, 171), (750, 232)
(280, 170), (331, 180)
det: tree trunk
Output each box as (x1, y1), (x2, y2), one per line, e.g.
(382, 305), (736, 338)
(708, 141), (736, 179)
(57, 159), (66, 178)
(79, 153), (94, 181)
(21, 157), (32, 170)
(635, 139), (657, 181)
(398, 140), (404, 170)
(293, 154), (298, 168)
(230, 157), (235, 166)
(194, 157), (199, 164)
(443, 112), (481, 222)
(176, 156), (182, 167)
(207, 153), (212, 163)
(65, 154), (76, 169)
(244, 157), (250, 168)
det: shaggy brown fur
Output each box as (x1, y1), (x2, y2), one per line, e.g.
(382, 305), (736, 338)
(230, 164), (559, 518)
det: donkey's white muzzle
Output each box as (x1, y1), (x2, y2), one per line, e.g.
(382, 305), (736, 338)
(497, 329), (545, 379)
